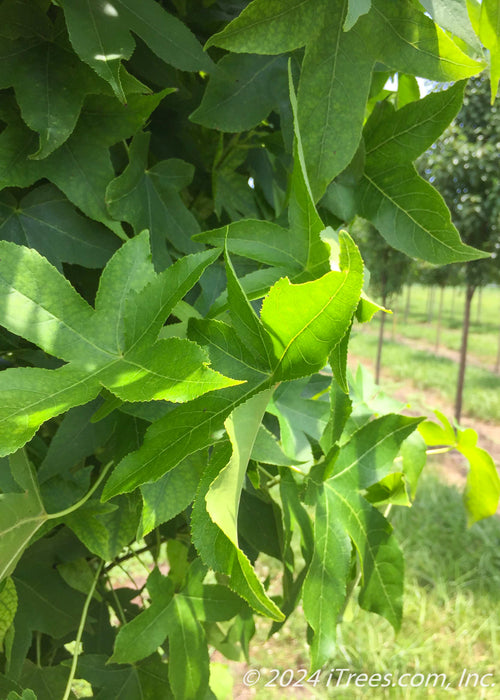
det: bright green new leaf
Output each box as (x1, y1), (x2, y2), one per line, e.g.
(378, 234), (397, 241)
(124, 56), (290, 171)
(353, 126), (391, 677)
(206, 389), (273, 546)
(356, 83), (489, 263)
(106, 132), (201, 269)
(61, 0), (213, 101)
(190, 54), (288, 132)
(460, 432), (500, 526)
(225, 252), (276, 371)
(192, 443), (284, 620)
(0, 185), (118, 270)
(0, 578), (17, 652)
(260, 232), (363, 380)
(0, 234), (236, 455)
(419, 0), (482, 54)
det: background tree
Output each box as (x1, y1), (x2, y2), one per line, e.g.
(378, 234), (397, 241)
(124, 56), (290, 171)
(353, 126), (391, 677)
(352, 219), (412, 382)
(418, 75), (500, 421)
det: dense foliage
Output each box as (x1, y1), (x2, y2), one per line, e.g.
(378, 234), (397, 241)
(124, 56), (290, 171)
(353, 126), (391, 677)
(0, 1), (499, 698)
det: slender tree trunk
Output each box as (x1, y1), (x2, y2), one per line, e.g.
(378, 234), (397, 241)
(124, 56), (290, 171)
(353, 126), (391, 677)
(404, 284), (412, 323)
(375, 293), (387, 384)
(435, 285), (445, 351)
(455, 284), (475, 423)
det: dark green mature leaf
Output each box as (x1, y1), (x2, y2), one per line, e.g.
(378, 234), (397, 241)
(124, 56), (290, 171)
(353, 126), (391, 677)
(139, 451), (206, 535)
(0, 234), (236, 455)
(419, 0), (481, 53)
(0, 31), (105, 158)
(356, 82), (490, 263)
(106, 132), (200, 269)
(206, 0), (321, 54)
(16, 661), (76, 700)
(0, 185), (118, 270)
(210, 0), (483, 199)
(75, 653), (171, 700)
(61, 0), (213, 101)
(190, 54), (288, 132)
(0, 451), (47, 581)
(0, 91), (172, 236)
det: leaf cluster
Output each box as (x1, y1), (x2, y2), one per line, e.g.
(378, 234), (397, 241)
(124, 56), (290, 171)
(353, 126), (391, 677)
(0, 1), (497, 698)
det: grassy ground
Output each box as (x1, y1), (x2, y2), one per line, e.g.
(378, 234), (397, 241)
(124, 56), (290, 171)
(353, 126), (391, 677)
(349, 332), (500, 422)
(236, 469), (500, 699)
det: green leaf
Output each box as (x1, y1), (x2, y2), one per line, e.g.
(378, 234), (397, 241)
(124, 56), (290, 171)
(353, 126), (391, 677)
(7, 690), (37, 700)
(101, 382), (268, 500)
(106, 132), (200, 268)
(225, 252), (276, 371)
(479, 0), (500, 100)
(74, 653), (171, 699)
(268, 379), (330, 463)
(369, 0), (485, 81)
(302, 489), (351, 668)
(357, 83), (490, 263)
(0, 235), (236, 455)
(206, 389), (273, 546)
(191, 444), (284, 621)
(344, 0), (371, 30)
(297, 0), (374, 199)
(419, 0), (482, 54)
(251, 426), (302, 466)
(65, 494), (139, 560)
(194, 220), (303, 272)
(168, 595), (210, 700)
(329, 321), (352, 394)
(0, 578), (17, 652)
(206, 0), (321, 54)
(0, 92), (171, 237)
(304, 413), (422, 662)
(260, 232), (363, 380)
(456, 428), (500, 526)
(0, 32), (105, 158)
(61, 0), (213, 101)
(18, 661), (75, 700)
(190, 54), (288, 132)
(140, 451), (206, 535)
(0, 185), (119, 270)
(0, 451), (47, 581)
(111, 568), (174, 664)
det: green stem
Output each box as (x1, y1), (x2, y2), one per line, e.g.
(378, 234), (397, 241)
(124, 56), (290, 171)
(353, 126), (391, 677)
(62, 560), (103, 700)
(46, 462), (114, 520)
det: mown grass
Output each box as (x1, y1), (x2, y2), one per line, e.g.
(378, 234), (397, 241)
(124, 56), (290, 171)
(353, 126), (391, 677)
(244, 469), (500, 699)
(349, 332), (500, 422)
(378, 284), (500, 371)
